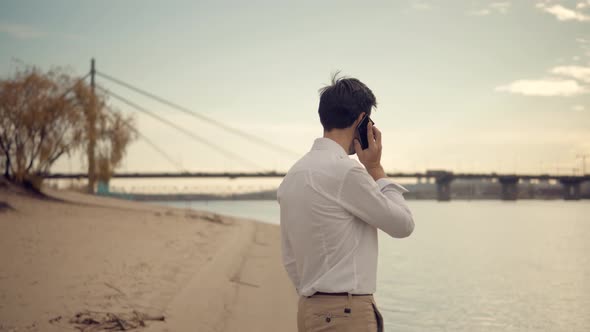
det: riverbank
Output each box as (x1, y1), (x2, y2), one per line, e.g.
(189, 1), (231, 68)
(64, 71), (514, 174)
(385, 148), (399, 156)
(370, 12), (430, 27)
(0, 187), (296, 331)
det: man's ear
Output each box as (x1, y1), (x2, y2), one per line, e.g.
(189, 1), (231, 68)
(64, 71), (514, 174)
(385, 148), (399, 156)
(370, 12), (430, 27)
(353, 112), (366, 127)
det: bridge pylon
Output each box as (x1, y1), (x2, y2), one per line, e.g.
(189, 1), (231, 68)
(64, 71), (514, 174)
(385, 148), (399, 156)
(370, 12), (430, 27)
(499, 175), (519, 201)
(430, 171), (454, 201)
(559, 177), (582, 200)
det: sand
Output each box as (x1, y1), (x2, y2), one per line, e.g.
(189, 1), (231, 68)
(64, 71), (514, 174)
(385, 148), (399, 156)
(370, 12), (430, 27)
(0, 187), (297, 332)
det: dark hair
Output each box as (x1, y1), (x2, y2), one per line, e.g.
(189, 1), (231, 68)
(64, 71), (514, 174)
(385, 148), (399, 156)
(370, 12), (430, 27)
(318, 72), (377, 131)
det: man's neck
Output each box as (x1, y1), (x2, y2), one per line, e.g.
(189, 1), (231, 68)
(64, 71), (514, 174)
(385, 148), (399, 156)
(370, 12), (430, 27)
(323, 129), (352, 155)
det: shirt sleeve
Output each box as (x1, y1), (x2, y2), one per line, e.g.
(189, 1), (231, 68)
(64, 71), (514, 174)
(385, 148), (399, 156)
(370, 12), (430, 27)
(280, 223), (300, 291)
(337, 165), (415, 238)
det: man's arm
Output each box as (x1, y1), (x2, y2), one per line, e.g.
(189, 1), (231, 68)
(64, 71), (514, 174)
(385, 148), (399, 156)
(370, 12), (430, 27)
(340, 121), (414, 237)
(280, 224), (300, 291)
(338, 165), (414, 238)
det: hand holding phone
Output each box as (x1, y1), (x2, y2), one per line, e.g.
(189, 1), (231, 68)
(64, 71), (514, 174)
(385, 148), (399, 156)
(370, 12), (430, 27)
(354, 116), (384, 180)
(355, 114), (375, 150)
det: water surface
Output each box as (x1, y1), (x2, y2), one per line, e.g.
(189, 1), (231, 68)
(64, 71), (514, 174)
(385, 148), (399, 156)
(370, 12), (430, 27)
(153, 200), (590, 331)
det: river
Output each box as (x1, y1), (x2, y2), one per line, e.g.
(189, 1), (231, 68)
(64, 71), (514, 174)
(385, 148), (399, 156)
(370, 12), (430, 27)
(151, 200), (590, 331)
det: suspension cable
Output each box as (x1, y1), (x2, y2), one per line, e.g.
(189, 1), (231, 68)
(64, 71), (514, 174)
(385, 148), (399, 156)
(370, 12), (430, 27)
(104, 108), (186, 172)
(96, 85), (264, 170)
(96, 70), (300, 157)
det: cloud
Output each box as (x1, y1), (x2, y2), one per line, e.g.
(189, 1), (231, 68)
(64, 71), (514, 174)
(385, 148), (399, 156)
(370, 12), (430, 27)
(572, 104), (586, 111)
(536, 3), (590, 22)
(411, 1), (433, 10)
(495, 78), (588, 96)
(468, 9), (492, 16)
(551, 65), (590, 82)
(0, 22), (46, 39)
(499, 47), (590, 97)
(574, 37), (590, 60)
(490, 2), (511, 13)
(0, 21), (82, 41)
(577, 1), (590, 9)
(467, 1), (511, 16)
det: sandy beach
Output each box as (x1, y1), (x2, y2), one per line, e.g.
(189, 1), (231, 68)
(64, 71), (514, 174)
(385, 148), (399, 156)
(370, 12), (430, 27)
(0, 186), (297, 332)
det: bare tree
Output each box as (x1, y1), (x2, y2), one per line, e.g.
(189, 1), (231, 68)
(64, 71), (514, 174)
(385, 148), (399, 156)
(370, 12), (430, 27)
(96, 109), (137, 182)
(0, 67), (85, 187)
(0, 66), (136, 191)
(72, 78), (137, 187)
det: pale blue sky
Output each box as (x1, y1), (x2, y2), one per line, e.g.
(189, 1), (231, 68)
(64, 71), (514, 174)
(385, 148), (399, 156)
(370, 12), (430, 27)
(1, 0), (589, 175)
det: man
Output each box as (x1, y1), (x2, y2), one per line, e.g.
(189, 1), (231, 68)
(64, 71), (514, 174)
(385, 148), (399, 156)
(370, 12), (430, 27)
(277, 74), (415, 332)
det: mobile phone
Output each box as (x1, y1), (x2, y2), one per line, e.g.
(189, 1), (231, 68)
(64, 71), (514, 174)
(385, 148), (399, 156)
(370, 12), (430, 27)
(356, 114), (375, 150)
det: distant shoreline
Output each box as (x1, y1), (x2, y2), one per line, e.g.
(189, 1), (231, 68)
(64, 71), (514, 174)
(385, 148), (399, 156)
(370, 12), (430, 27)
(102, 190), (590, 202)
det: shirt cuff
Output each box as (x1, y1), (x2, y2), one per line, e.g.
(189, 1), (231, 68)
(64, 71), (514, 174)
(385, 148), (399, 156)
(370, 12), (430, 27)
(376, 178), (409, 194)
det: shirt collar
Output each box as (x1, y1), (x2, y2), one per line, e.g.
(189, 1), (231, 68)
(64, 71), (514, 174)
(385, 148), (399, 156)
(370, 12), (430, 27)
(311, 137), (349, 158)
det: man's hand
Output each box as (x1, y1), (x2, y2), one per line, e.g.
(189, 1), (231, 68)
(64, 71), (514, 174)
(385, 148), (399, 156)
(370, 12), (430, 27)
(354, 121), (386, 181)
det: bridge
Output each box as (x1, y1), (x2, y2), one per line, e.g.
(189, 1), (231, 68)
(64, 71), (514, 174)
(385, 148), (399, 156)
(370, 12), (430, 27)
(45, 170), (590, 201)
(43, 59), (590, 202)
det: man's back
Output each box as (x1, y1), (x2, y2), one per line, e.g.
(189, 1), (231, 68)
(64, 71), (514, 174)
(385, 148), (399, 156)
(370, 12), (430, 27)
(278, 137), (413, 297)
(279, 74), (414, 332)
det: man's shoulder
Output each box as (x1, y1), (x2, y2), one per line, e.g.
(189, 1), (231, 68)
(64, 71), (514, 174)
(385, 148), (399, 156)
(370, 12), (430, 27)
(283, 153), (363, 182)
(278, 154), (368, 202)
(339, 157), (364, 171)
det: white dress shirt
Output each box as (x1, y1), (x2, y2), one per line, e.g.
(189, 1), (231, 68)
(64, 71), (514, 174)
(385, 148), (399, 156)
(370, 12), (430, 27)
(277, 137), (414, 296)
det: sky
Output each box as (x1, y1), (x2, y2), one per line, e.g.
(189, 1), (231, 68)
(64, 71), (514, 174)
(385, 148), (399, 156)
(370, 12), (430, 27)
(1, 0), (589, 176)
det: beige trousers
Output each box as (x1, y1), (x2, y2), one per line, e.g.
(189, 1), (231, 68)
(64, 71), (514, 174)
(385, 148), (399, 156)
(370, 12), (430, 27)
(297, 294), (384, 332)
